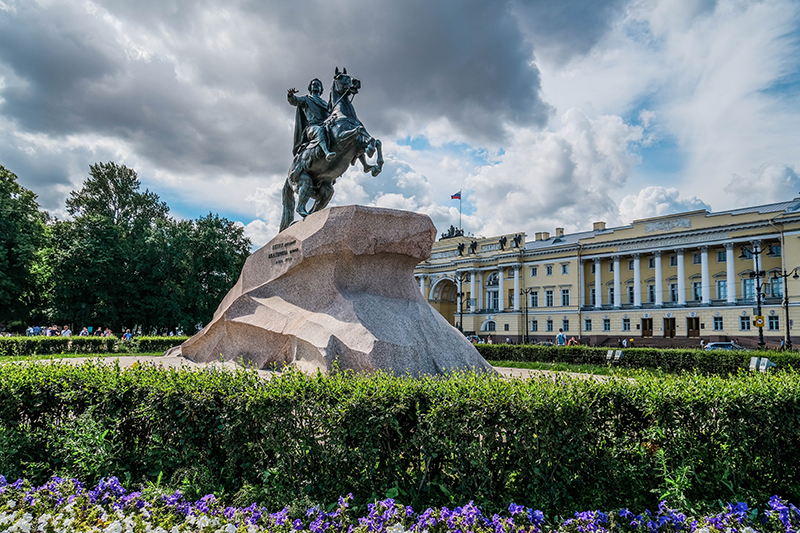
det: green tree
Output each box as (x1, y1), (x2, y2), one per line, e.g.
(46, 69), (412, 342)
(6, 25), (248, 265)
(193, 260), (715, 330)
(0, 165), (47, 326)
(51, 163), (169, 332)
(181, 213), (251, 332)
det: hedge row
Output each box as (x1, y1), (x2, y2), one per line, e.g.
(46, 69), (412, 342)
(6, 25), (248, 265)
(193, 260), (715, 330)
(0, 361), (798, 515)
(476, 344), (799, 374)
(0, 336), (188, 357)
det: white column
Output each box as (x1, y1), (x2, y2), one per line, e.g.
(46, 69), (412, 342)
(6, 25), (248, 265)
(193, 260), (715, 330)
(418, 275), (426, 296)
(594, 258), (602, 308)
(513, 265), (521, 311)
(701, 246), (710, 303)
(469, 270), (477, 312)
(654, 251), (663, 306)
(579, 260), (585, 307)
(498, 266), (505, 311)
(478, 271), (484, 310)
(613, 255), (621, 308)
(677, 249), (686, 305)
(751, 240), (761, 273)
(633, 253), (642, 307)
(726, 243), (736, 303)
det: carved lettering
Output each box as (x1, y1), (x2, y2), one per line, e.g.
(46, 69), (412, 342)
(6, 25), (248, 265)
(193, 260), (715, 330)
(268, 250), (289, 259)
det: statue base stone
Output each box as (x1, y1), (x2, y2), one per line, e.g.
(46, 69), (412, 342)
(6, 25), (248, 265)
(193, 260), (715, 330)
(168, 205), (493, 377)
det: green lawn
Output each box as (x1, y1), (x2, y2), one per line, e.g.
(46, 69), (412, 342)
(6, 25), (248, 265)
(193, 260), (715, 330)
(487, 359), (670, 377)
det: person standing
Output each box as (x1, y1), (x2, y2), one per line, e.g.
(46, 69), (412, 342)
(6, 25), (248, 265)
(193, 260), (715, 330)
(556, 328), (566, 346)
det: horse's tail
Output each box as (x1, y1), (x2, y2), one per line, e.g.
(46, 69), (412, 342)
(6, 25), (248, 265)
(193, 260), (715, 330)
(280, 179), (295, 232)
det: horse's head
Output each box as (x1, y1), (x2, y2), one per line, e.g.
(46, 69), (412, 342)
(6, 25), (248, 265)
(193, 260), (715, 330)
(333, 67), (360, 97)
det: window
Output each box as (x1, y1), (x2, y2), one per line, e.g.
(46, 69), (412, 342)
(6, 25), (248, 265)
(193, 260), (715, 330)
(562, 319), (569, 332)
(740, 316), (751, 331)
(628, 285), (634, 304)
(531, 266), (538, 277)
(770, 245), (782, 257)
(590, 288), (597, 306)
(545, 289), (554, 307)
(546, 319), (553, 332)
(648, 284), (655, 303)
(692, 281), (702, 301)
(670, 255), (678, 267)
(545, 265), (553, 276)
(768, 316), (780, 331)
(648, 257), (655, 269)
(692, 253), (701, 265)
(487, 321), (496, 331)
(488, 291), (499, 311)
(717, 251), (726, 262)
(670, 283), (678, 302)
(622, 318), (630, 331)
(628, 260), (634, 271)
(741, 249), (753, 259)
(609, 262), (614, 273)
(743, 279), (755, 300)
(561, 288), (570, 307)
(530, 291), (539, 308)
(561, 264), (569, 274)
(608, 287), (614, 305)
(504, 323), (509, 331)
(603, 318), (611, 331)
(717, 280), (727, 300)
(771, 281), (783, 298)
(713, 316), (723, 331)
(531, 319), (538, 332)
(584, 319), (592, 331)
(590, 263), (596, 274)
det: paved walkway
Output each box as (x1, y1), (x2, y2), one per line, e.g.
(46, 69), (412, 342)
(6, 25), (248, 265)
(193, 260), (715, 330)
(23, 354), (608, 381)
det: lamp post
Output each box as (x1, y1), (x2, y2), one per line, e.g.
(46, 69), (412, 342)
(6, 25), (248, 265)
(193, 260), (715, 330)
(454, 271), (470, 333)
(520, 287), (534, 344)
(771, 266), (799, 349)
(740, 245), (767, 349)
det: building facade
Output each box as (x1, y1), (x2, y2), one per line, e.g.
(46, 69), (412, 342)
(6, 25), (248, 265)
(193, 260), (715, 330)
(414, 198), (800, 348)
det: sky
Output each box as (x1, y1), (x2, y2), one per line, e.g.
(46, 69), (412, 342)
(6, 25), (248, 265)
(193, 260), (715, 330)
(1, 0), (799, 248)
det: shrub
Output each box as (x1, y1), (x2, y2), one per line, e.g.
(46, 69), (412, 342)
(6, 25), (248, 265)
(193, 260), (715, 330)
(476, 344), (799, 374)
(0, 336), (187, 357)
(0, 362), (798, 514)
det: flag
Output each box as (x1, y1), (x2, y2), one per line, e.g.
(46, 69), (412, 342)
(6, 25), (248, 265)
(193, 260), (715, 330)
(451, 191), (461, 200)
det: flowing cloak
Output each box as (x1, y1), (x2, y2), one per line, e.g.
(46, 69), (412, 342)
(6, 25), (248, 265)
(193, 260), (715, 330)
(292, 95), (330, 156)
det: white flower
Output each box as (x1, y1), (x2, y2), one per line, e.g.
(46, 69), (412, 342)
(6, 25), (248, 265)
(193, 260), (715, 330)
(387, 524), (406, 533)
(104, 519), (123, 533)
(7, 500), (16, 509)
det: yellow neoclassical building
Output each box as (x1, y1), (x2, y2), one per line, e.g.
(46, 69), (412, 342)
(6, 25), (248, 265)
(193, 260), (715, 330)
(414, 198), (800, 348)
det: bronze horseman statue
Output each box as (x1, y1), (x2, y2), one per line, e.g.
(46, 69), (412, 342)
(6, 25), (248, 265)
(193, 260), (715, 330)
(281, 67), (384, 232)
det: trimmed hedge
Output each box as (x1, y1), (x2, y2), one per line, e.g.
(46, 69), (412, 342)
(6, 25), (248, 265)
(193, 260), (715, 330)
(0, 361), (798, 515)
(0, 336), (188, 357)
(476, 344), (800, 374)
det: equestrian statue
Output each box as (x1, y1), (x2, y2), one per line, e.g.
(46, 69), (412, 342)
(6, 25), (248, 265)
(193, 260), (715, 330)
(280, 67), (384, 232)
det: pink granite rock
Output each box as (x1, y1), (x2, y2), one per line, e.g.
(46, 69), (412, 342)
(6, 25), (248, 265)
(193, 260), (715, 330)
(169, 205), (493, 376)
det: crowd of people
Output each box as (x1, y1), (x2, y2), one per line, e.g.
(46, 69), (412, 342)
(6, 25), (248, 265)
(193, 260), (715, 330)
(25, 325), (117, 337)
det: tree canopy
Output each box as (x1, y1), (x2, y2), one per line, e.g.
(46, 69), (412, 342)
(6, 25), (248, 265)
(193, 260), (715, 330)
(3, 162), (251, 334)
(0, 165), (47, 324)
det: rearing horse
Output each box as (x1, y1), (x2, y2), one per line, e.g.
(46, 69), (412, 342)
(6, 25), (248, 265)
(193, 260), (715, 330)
(280, 67), (384, 232)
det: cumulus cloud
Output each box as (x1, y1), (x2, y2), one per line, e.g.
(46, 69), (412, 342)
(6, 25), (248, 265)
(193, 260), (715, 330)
(465, 109), (645, 235)
(618, 186), (711, 222)
(724, 164), (800, 204)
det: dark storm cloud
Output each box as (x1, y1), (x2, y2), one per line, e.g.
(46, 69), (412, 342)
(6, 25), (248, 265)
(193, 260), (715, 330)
(0, 0), (629, 215)
(510, 0), (629, 65)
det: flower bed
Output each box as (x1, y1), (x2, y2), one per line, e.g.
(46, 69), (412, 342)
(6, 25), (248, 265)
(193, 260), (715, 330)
(0, 476), (798, 533)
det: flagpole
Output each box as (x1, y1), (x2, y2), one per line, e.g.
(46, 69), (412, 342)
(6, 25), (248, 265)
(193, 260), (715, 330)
(459, 194), (462, 231)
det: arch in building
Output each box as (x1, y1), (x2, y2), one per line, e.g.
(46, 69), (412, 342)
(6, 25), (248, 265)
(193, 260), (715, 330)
(481, 319), (497, 332)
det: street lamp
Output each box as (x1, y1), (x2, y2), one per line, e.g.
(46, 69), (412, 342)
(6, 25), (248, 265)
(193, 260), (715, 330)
(739, 245), (768, 349)
(520, 287), (534, 344)
(454, 271), (470, 333)
(770, 266), (799, 349)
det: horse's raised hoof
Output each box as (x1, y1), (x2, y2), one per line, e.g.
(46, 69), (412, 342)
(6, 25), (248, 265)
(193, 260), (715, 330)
(296, 207), (310, 218)
(371, 166), (381, 177)
(325, 152), (337, 161)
